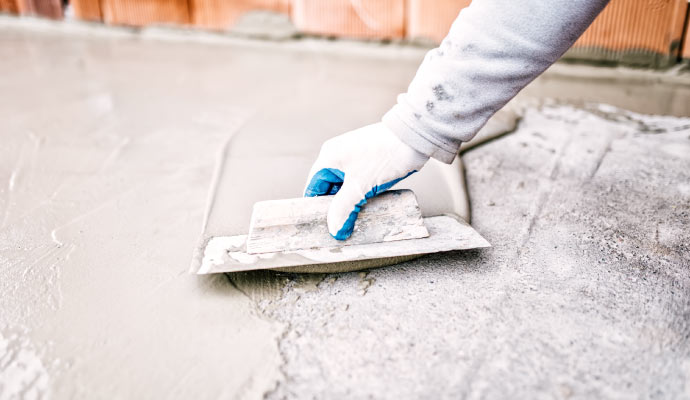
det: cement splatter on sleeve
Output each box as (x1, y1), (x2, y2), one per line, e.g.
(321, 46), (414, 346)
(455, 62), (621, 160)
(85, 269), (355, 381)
(382, 0), (610, 163)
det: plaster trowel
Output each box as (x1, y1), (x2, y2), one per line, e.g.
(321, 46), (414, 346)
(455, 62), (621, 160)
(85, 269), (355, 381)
(195, 189), (490, 274)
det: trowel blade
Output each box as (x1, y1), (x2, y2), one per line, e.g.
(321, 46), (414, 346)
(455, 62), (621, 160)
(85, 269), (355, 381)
(246, 190), (429, 254)
(195, 214), (490, 274)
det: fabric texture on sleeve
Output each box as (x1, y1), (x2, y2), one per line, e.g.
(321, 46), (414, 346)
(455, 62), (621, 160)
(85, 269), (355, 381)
(383, 0), (610, 163)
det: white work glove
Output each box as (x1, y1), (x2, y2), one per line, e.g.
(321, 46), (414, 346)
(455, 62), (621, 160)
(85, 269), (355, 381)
(304, 122), (429, 240)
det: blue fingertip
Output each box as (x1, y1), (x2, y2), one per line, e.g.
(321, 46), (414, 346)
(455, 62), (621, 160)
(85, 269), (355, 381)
(304, 168), (345, 197)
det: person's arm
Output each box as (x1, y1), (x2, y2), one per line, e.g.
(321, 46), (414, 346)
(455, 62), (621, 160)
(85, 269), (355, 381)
(306, 0), (610, 240)
(383, 0), (609, 163)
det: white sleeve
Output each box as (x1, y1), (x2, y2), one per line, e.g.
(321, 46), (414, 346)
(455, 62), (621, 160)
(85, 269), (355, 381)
(383, 0), (610, 163)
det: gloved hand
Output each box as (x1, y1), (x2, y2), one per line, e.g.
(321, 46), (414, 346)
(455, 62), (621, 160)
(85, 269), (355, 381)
(304, 122), (429, 240)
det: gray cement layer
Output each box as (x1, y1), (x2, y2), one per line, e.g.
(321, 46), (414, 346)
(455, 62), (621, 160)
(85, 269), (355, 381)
(0, 25), (290, 400)
(258, 103), (690, 399)
(1, 17), (690, 400)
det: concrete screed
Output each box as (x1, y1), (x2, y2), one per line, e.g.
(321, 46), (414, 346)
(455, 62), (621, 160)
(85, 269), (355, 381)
(1, 18), (690, 399)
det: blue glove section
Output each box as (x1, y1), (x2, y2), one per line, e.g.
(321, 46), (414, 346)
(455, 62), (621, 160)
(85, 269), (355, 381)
(304, 168), (417, 240)
(304, 168), (345, 197)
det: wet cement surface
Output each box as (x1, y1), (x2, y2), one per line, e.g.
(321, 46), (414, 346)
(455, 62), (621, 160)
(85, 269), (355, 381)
(0, 23), (291, 399)
(1, 18), (690, 399)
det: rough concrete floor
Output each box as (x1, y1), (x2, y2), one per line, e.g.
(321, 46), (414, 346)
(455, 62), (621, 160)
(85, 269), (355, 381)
(256, 104), (690, 399)
(1, 17), (690, 400)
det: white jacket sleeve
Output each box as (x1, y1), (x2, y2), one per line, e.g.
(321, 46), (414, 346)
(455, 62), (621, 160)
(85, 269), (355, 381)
(382, 0), (610, 163)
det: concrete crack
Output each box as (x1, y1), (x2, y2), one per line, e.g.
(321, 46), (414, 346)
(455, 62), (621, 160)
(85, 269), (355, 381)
(518, 190), (550, 254)
(590, 139), (612, 179)
(358, 271), (375, 295)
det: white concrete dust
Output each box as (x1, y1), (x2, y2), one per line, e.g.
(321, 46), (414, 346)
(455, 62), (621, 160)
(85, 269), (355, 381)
(0, 329), (51, 400)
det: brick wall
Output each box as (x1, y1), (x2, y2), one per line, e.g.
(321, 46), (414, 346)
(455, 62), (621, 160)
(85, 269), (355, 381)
(3, 0), (62, 18)
(100, 0), (189, 26)
(190, 0), (289, 30)
(0, 0), (19, 14)
(406, 0), (470, 43)
(567, 0), (688, 67)
(291, 0), (404, 39)
(5, 0), (689, 67)
(680, 5), (690, 60)
(71, 0), (102, 21)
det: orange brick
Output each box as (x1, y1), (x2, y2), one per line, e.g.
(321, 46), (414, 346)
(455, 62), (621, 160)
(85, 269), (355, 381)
(16, 0), (62, 19)
(291, 0), (405, 39)
(574, 0), (688, 57)
(0, 0), (19, 14)
(680, 26), (690, 60)
(71, 0), (102, 21)
(101, 0), (190, 27)
(406, 0), (470, 43)
(190, 0), (289, 30)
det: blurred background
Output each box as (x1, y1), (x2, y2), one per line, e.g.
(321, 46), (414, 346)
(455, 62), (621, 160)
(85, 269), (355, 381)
(2, 0), (689, 68)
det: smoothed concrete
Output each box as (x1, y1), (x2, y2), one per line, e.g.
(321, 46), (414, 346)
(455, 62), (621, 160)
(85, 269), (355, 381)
(0, 24), (287, 400)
